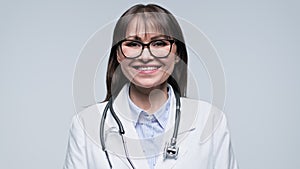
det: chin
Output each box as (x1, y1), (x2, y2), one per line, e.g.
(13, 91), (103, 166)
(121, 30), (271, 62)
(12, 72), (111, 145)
(134, 83), (158, 89)
(132, 79), (165, 89)
(126, 72), (170, 89)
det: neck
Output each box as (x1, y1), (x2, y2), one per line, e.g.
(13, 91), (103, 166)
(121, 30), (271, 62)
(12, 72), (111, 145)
(129, 82), (168, 114)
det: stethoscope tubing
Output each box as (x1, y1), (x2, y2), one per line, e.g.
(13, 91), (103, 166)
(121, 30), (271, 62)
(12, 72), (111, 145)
(99, 87), (181, 169)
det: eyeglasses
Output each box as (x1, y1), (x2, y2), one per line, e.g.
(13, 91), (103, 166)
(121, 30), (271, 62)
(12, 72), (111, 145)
(119, 39), (175, 59)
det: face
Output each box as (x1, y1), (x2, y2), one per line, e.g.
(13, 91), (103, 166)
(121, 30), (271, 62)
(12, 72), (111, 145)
(117, 19), (179, 89)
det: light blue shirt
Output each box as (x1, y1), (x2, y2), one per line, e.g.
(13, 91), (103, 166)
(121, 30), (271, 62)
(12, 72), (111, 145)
(127, 85), (172, 169)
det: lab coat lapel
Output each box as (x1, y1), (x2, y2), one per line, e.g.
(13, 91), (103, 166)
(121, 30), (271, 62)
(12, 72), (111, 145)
(156, 92), (180, 168)
(156, 97), (199, 168)
(113, 84), (138, 138)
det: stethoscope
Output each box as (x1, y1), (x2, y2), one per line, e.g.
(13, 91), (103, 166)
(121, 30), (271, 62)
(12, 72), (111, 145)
(99, 85), (182, 169)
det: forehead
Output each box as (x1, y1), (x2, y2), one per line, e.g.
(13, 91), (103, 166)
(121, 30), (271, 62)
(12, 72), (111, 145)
(125, 15), (166, 39)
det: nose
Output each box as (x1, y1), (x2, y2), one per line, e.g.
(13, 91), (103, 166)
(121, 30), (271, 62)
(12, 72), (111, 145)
(139, 48), (153, 63)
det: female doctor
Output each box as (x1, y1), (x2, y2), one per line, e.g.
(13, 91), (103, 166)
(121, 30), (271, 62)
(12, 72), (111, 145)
(63, 4), (238, 169)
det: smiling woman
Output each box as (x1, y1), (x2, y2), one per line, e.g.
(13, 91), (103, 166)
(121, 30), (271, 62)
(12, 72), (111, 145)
(63, 4), (238, 169)
(105, 5), (188, 102)
(117, 34), (178, 90)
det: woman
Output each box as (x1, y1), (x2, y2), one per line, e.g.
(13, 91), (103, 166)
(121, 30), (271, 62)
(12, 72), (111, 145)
(64, 4), (238, 169)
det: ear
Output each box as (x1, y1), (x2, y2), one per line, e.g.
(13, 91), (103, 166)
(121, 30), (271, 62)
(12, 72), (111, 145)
(116, 49), (124, 63)
(175, 56), (180, 63)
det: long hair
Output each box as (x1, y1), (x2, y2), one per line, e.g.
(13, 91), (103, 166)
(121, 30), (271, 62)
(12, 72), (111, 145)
(104, 4), (188, 101)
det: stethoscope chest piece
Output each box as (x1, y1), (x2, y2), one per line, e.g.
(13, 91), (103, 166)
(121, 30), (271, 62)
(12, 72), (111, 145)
(163, 141), (179, 160)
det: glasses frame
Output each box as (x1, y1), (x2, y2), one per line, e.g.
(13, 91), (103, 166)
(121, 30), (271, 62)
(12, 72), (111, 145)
(118, 39), (175, 59)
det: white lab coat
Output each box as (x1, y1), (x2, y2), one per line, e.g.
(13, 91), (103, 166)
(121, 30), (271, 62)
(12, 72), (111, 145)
(63, 85), (239, 169)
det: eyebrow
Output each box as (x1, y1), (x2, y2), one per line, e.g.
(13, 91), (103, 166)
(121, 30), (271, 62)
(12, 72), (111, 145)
(126, 35), (171, 41)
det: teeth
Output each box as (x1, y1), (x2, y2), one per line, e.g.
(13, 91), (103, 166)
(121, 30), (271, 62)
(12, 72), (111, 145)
(137, 66), (158, 71)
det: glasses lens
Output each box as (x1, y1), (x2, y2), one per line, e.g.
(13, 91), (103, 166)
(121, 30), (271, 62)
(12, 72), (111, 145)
(120, 39), (173, 58)
(121, 41), (142, 58)
(150, 40), (172, 58)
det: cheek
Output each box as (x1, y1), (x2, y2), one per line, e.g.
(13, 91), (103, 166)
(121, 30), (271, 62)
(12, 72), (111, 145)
(119, 60), (129, 72)
(116, 50), (131, 76)
(119, 60), (136, 81)
(117, 51), (133, 76)
(163, 55), (177, 74)
(165, 62), (176, 77)
(165, 45), (178, 72)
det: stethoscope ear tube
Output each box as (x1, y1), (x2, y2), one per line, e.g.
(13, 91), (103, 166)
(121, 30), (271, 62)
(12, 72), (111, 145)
(162, 76), (182, 160)
(172, 90), (181, 142)
(100, 101), (109, 151)
(164, 89), (181, 160)
(108, 97), (125, 134)
(100, 101), (113, 168)
(100, 97), (135, 169)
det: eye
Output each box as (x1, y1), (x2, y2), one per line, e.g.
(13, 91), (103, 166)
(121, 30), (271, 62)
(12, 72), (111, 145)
(151, 40), (169, 47)
(123, 41), (141, 48)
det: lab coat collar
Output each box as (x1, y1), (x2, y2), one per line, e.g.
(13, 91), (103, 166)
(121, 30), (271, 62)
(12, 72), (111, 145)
(113, 84), (177, 138)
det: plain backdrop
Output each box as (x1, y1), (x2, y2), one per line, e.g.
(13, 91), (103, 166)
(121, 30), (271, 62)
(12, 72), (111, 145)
(1, 0), (299, 169)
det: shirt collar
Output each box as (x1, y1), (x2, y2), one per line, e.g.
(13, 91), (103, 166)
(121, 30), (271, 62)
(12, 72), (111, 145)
(127, 84), (173, 129)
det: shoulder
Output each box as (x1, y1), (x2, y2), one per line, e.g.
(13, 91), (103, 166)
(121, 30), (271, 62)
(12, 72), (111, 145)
(180, 97), (224, 120)
(69, 102), (108, 144)
(181, 97), (215, 111)
(75, 102), (108, 120)
(70, 102), (108, 127)
(180, 97), (227, 143)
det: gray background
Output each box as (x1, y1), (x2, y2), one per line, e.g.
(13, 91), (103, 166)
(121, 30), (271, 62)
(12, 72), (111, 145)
(1, 0), (299, 169)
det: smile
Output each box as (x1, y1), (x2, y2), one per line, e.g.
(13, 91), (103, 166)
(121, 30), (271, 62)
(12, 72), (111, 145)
(132, 66), (161, 71)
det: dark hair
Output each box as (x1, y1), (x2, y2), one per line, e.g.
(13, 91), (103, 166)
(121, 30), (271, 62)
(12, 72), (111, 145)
(104, 4), (188, 101)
